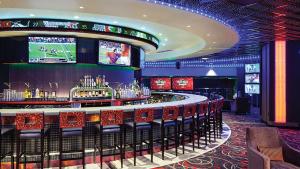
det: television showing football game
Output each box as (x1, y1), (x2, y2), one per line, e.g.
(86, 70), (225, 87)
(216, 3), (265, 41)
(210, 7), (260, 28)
(245, 74), (260, 83)
(150, 77), (171, 90)
(245, 63), (260, 73)
(245, 84), (260, 94)
(98, 40), (131, 66)
(28, 37), (76, 63)
(172, 77), (194, 90)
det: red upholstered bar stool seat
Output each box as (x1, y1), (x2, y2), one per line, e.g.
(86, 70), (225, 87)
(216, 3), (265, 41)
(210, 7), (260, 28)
(177, 104), (196, 154)
(94, 110), (124, 169)
(153, 106), (179, 160)
(125, 108), (154, 166)
(15, 112), (48, 169)
(58, 112), (86, 169)
(0, 113), (15, 169)
(195, 102), (209, 147)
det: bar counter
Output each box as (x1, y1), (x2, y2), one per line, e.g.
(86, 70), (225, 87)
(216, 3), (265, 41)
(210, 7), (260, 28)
(0, 92), (207, 115)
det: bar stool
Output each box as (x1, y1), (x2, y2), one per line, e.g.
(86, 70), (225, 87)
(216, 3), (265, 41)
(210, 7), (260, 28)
(178, 104), (196, 154)
(125, 108), (154, 166)
(0, 114), (14, 169)
(216, 99), (224, 138)
(59, 112), (86, 169)
(94, 110), (124, 169)
(208, 100), (217, 142)
(154, 106), (179, 160)
(15, 112), (47, 169)
(196, 102), (209, 148)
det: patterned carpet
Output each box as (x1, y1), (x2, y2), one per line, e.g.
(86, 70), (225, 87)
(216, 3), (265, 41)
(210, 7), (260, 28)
(156, 110), (300, 169)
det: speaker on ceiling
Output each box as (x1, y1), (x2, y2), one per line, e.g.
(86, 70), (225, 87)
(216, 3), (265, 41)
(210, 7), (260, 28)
(176, 61), (181, 69)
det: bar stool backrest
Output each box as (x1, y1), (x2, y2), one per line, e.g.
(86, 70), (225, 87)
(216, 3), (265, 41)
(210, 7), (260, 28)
(217, 99), (224, 111)
(162, 106), (179, 121)
(199, 102), (209, 116)
(134, 108), (154, 123)
(16, 112), (44, 130)
(100, 110), (124, 126)
(183, 104), (196, 118)
(59, 112), (85, 129)
(210, 100), (218, 113)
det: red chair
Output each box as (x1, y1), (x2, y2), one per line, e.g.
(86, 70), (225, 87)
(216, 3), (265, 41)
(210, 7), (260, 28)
(15, 112), (47, 169)
(178, 104), (196, 154)
(154, 106), (179, 160)
(94, 110), (124, 169)
(125, 108), (154, 166)
(196, 102), (209, 147)
(59, 112), (86, 169)
(0, 113), (14, 169)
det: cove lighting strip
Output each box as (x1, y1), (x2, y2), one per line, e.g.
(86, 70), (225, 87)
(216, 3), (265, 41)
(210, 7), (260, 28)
(275, 41), (286, 124)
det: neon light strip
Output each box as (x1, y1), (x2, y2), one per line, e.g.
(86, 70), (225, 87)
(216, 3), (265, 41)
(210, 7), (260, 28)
(275, 41), (286, 123)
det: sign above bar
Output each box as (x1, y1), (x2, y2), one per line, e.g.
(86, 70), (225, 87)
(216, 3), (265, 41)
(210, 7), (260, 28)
(0, 19), (159, 48)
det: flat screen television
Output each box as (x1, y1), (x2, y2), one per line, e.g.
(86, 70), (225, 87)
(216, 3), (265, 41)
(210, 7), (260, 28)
(245, 84), (260, 94)
(172, 77), (194, 90)
(150, 77), (171, 90)
(28, 37), (76, 63)
(98, 40), (131, 66)
(245, 74), (260, 83)
(245, 63), (260, 73)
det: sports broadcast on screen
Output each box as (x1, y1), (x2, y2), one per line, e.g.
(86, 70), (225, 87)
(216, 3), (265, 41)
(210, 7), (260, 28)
(28, 37), (76, 63)
(98, 40), (131, 66)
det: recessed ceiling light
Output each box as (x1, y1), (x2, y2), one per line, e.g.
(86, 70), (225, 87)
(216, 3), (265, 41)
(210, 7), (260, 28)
(186, 25), (191, 28)
(202, 57), (209, 60)
(164, 38), (168, 41)
(158, 33), (163, 36)
(207, 33), (211, 37)
(212, 41), (216, 44)
(141, 26), (146, 30)
(74, 16), (80, 19)
(113, 21), (118, 24)
(79, 6), (84, 9)
(161, 43), (166, 46)
(29, 14), (35, 17)
(142, 14), (147, 17)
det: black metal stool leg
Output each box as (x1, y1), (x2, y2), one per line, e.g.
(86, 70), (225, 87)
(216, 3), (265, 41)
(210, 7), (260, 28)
(82, 127), (85, 169)
(133, 124), (137, 166)
(175, 121), (178, 156)
(59, 129), (62, 169)
(16, 131), (20, 169)
(41, 131), (44, 169)
(100, 127), (103, 169)
(120, 126), (124, 168)
(161, 123), (164, 160)
(150, 123), (153, 163)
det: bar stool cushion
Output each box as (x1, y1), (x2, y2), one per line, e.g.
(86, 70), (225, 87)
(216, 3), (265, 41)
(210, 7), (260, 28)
(1, 127), (14, 135)
(61, 128), (83, 137)
(153, 119), (176, 127)
(96, 124), (121, 133)
(126, 122), (151, 130)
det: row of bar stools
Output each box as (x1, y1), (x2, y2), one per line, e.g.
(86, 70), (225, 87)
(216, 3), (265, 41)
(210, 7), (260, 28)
(125, 108), (154, 166)
(178, 104), (196, 154)
(154, 106), (179, 160)
(59, 112), (86, 169)
(94, 110), (124, 169)
(15, 112), (48, 169)
(0, 113), (14, 169)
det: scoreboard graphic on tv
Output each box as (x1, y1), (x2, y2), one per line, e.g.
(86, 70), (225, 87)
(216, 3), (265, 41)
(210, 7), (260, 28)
(172, 77), (194, 90)
(150, 77), (171, 90)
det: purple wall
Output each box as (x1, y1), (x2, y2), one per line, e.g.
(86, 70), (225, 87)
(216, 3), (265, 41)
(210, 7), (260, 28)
(9, 64), (135, 97)
(142, 67), (237, 76)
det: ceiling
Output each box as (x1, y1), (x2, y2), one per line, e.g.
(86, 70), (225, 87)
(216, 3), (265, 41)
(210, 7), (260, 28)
(0, 0), (239, 61)
(147, 0), (300, 60)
